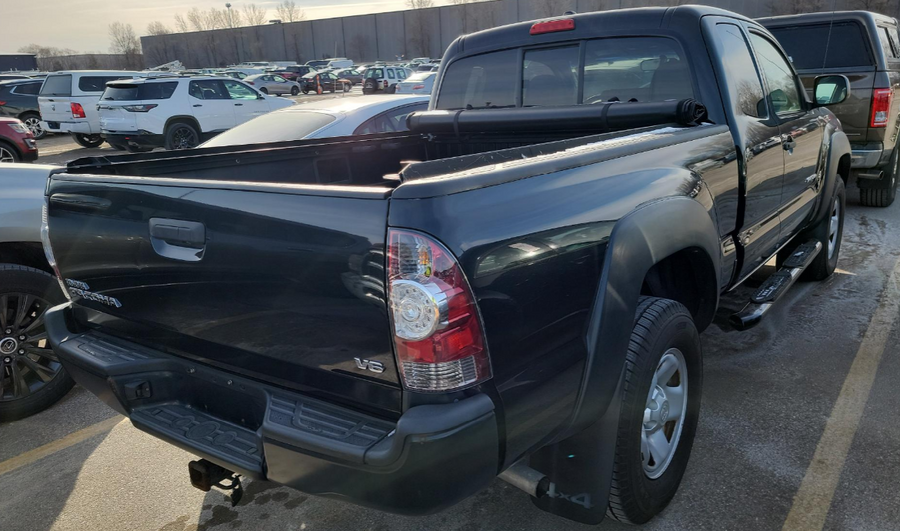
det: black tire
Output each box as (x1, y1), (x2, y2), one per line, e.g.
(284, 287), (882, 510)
(804, 177), (846, 281)
(71, 133), (104, 148)
(259, 87), (268, 95)
(302, 88), (309, 94)
(164, 121), (200, 151)
(20, 112), (46, 140)
(291, 86), (300, 96)
(0, 265), (74, 422)
(606, 297), (702, 525)
(363, 79), (377, 94)
(342, 82), (351, 93)
(0, 140), (20, 163)
(858, 148), (898, 208)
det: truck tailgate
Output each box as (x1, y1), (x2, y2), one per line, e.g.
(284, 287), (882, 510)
(46, 174), (401, 416)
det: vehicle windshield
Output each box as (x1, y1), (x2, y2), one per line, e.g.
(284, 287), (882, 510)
(436, 37), (693, 110)
(768, 22), (874, 69)
(200, 110), (337, 147)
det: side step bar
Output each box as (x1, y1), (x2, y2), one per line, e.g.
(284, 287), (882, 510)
(730, 240), (822, 330)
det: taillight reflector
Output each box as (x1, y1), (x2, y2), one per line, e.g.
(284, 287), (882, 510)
(387, 229), (491, 392)
(871, 88), (893, 128)
(70, 102), (86, 119)
(412, 84), (425, 90)
(530, 18), (575, 35)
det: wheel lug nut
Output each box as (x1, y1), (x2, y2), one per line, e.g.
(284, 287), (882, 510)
(4, 329), (10, 334)
(3, 357), (10, 363)
(18, 335), (25, 341)
(18, 349), (25, 354)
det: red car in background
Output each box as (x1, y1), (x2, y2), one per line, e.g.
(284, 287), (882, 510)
(266, 65), (317, 81)
(0, 117), (38, 163)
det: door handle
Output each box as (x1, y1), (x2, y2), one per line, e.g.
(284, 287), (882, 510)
(193, 104), (202, 107)
(783, 137), (796, 151)
(148, 218), (206, 262)
(234, 103), (243, 106)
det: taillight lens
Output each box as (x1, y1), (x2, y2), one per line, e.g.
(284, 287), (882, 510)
(871, 88), (893, 128)
(412, 84), (425, 90)
(40, 199), (72, 301)
(384, 80), (389, 88)
(71, 102), (86, 119)
(387, 229), (491, 392)
(122, 104), (158, 112)
(247, 81), (255, 85)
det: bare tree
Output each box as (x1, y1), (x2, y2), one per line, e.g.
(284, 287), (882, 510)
(243, 4), (268, 26)
(174, 14), (190, 33)
(852, 0), (892, 14)
(147, 21), (171, 35)
(276, 0), (305, 23)
(406, 0), (434, 8)
(109, 22), (143, 69)
(406, 0), (434, 57)
(764, 0), (827, 16)
(224, 7), (242, 28)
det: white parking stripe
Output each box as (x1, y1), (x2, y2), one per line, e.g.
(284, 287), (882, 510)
(781, 256), (900, 531)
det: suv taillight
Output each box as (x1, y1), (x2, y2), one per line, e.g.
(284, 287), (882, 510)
(871, 88), (893, 128)
(387, 229), (491, 392)
(71, 102), (86, 119)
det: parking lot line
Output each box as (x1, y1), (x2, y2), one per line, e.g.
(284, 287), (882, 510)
(781, 256), (900, 531)
(0, 415), (123, 477)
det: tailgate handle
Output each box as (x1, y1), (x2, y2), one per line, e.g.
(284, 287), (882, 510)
(149, 218), (206, 262)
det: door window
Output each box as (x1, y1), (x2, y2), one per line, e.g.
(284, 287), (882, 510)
(12, 82), (41, 95)
(274, 75), (287, 82)
(189, 80), (230, 100)
(713, 23), (767, 118)
(749, 33), (802, 116)
(223, 80), (258, 100)
(387, 69), (396, 79)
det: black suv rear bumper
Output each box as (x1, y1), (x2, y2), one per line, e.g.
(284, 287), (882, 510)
(45, 303), (499, 515)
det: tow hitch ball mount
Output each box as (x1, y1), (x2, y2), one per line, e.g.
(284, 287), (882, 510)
(188, 459), (244, 506)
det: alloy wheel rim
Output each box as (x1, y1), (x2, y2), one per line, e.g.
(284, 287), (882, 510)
(0, 293), (62, 402)
(24, 117), (43, 137)
(642, 348), (688, 479)
(0, 147), (13, 163)
(173, 127), (197, 150)
(828, 197), (840, 259)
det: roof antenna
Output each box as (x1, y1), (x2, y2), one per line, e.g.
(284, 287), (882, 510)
(820, 0), (838, 74)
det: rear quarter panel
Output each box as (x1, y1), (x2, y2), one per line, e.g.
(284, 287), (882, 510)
(0, 164), (54, 244)
(389, 127), (738, 464)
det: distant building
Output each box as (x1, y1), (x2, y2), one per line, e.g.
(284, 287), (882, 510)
(0, 54), (38, 72)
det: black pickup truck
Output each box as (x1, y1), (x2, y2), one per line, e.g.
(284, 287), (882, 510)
(38, 6), (851, 526)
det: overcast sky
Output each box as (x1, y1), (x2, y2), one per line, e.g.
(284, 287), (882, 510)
(2, 0), (412, 53)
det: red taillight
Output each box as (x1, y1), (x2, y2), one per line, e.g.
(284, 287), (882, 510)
(0, 101), (6, 106)
(247, 81), (255, 85)
(384, 80), (389, 88)
(530, 18), (575, 35)
(70, 102), (86, 119)
(412, 84), (425, 90)
(387, 229), (491, 392)
(871, 88), (893, 128)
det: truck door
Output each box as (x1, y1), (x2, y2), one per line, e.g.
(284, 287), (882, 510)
(704, 19), (786, 282)
(747, 31), (824, 246)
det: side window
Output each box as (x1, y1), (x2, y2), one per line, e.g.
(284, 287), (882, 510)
(190, 80), (229, 100)
(889, 27), (900, 57)
(749, 33), (802, 116)
(397, 69), (407, 80)
(223, 80), (258, 100)
(713, 23), (767, 119)
(13, 82), (41, 95)
(878, 27), (897, 58)
(387, 69), (396, 79)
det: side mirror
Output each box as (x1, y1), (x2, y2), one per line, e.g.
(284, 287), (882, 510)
(814, 74), (851, 107)
(258, 93), (266, 100)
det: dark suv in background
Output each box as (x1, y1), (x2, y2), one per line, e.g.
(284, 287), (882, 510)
(761, 11), (900, 206)
(0, 78), (46, 139)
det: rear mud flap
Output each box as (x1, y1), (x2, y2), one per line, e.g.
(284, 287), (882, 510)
(528, 374), (623, 524)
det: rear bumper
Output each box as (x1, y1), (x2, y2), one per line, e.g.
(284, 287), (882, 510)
(45, 303), (499, 515)
(850, 142), (888, 169)
(103, 132), (165, 149)
(41, 120), (93, 134)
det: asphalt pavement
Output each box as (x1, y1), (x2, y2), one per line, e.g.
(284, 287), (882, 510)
(2, 149), (899, 530)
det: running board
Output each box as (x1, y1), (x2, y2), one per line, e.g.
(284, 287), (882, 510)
(729, 240), (822, 330)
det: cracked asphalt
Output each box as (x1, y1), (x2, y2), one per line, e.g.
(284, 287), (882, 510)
(1, 177), (898, 531)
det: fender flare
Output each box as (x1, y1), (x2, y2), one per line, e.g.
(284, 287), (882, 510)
(568, 195), (721, 437)
(812, 130), (850, 223)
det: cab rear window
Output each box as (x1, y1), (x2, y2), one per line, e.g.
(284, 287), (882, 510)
(102, 82), (178, 101)
(768, 22), (873, 69)
(39, 74), (72, 96)
(436, 37), (693, 110)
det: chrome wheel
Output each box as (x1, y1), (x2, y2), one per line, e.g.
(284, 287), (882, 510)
(0, 146), (15, 163)
(0, 294), (61, 402)
(642, 348), (688, 479)
(828, 196), (841, 259)
(23, 116), (45, 139)
(171, 126), (197, 150)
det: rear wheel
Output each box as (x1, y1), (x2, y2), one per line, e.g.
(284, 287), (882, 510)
(0, 265), (74, 422)
(164, 121), (200, 150)
(71, 133), (104, 148)
(291, 86), (300, 96)
(259, 87), (269, 95)
(858, 148), (898, 208)
(606, 297), (702, 525)
(804, 178), (846, 281)
(302, 88), (309, 94)
(363, 79), (377, 94)
(0, 142), (19, 163)
(20, 113), (46, 140)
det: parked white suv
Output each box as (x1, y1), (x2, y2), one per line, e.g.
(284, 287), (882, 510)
(98, 76), (294, 151)
(38, 70), (141, 147)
